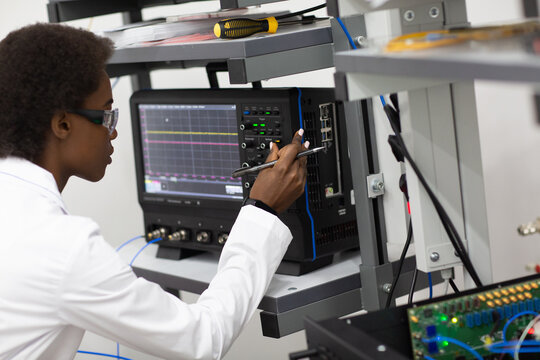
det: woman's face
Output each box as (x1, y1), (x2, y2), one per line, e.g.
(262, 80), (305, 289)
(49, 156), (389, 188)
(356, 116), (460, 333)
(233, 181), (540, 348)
(65, 70), (117, 182)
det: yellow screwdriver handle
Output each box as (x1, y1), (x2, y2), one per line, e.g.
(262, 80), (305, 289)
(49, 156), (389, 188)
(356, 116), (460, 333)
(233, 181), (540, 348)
(214, 17), (278, 39)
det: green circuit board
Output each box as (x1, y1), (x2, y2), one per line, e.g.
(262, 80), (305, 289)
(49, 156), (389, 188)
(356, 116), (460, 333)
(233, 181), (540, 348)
(408, 279), (540, 360)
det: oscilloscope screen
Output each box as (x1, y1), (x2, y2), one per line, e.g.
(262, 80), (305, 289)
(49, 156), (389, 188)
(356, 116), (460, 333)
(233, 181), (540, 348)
(138, 103), (243, 201)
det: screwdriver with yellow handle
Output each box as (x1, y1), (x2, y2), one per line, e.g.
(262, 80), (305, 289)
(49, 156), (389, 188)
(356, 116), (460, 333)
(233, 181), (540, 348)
(213, 3), (327, 40)
(214, 17), (279, 39)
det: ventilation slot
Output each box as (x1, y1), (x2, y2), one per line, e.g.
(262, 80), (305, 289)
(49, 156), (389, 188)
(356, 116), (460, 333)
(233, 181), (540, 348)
(301, 110), (323, 209)
(315, 221), (358, 246)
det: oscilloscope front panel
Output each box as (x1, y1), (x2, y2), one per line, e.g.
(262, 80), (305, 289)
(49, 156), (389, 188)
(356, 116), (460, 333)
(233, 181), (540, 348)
(130, 88), (359, 273)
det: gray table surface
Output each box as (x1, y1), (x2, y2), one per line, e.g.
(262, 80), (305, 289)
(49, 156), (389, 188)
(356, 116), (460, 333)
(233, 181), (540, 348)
(118, 238), (362, 313)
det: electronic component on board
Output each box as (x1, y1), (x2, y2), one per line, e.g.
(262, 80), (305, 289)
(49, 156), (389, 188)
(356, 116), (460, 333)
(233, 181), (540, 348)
(407, 277), (540, 360)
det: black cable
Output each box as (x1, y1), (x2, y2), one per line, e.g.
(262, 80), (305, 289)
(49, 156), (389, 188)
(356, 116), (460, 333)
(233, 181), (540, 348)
(385, 219), (413, 308)
(384, 108), (471, 265)
(389, 93), (400, 114)
(448, 278), (460, 294)
(396, 138), (479, 286)
(278, 15), (329, 26)
(408, 268), (419, 304)
(275, 4), (327, 20)
(389, 133), (473, 279)
(388, 127), (471, 264)
(383, 104), (483, 287)
(289, 348), (319, 359)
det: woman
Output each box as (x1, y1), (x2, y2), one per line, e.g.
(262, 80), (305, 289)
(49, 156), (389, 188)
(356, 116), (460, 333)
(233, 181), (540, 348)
(0, 23), (308, 359)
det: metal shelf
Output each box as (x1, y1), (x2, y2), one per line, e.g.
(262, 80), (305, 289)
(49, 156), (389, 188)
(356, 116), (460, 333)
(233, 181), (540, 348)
(48, 0), (290, 22)
(118, 238), (362, 338)
(220, 0), (285, 9)
(107, 21), (334, 84)
(333, 39), (540, 101)
(48, 0), (183, 23)
(47, 0), (335, 84)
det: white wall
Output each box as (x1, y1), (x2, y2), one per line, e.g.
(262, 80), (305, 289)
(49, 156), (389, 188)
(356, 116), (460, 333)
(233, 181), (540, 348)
(1, 0), (539, 359)
(465, 0), (540, 283)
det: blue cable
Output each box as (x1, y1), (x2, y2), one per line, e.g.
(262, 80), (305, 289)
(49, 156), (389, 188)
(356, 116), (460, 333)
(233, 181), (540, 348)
(336, 18), (388, 109)
(130, 237), (162, 267)
(296, 88), (317, 261)
(502, 311), (538, 342)
(428, 272), (433, 299)
(489, 340), (540, 353)
(115, 235), (145, 252)
(423, 356), (436, 360)
(77, 235), (153, 360)
(76, 350), (133, 360)
(423, 336), (482, 360)
(111, 77), (121, 90)
(113, 235), (144, 359)
(336, 17), (357, 50)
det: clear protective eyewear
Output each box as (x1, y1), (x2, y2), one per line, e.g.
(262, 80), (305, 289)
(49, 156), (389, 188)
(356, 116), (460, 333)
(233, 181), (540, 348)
(67, 108), (119, 135)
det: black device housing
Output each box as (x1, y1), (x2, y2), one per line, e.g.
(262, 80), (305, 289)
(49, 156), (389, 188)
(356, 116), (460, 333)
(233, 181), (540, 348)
(130, 88), (359, 275)
(302, 273), (540, 359)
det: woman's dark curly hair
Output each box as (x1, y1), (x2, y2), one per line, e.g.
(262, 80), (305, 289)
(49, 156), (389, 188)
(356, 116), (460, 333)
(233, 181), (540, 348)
(0, 23), (114, 161)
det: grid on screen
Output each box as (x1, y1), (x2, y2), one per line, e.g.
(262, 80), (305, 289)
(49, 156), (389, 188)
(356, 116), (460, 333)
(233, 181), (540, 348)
(139, 104), (243, 200)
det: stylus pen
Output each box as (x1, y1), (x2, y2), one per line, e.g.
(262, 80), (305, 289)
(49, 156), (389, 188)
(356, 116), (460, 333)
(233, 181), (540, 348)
(232, 146), (326, 178)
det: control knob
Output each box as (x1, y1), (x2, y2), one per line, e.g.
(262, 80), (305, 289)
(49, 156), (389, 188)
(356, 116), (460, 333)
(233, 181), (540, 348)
(242, 161), (256, 168)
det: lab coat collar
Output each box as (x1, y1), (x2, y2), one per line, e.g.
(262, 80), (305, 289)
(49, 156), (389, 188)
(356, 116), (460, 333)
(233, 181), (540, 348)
(0, 156), (67, 213)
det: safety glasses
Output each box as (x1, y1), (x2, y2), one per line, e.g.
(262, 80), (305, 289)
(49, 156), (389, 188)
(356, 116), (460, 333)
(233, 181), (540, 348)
(67, 108), (119, 135)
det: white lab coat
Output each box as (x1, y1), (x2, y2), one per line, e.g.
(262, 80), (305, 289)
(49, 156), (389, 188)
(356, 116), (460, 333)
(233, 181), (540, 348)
(0, 157), (292, 360)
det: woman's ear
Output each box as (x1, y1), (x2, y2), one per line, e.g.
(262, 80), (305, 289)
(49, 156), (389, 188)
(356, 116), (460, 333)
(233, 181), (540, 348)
(50, 111), (71, 140)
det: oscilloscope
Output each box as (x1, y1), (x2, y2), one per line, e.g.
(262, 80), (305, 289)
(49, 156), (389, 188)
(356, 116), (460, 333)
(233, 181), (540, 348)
(130, 88), (361, 275)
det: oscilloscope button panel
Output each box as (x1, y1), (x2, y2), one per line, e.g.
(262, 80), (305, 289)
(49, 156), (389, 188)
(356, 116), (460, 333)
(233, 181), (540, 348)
(240, 104), (285, 165)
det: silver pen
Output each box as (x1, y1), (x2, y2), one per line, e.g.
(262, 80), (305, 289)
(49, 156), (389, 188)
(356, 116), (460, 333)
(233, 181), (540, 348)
(231, 146), (326, 178)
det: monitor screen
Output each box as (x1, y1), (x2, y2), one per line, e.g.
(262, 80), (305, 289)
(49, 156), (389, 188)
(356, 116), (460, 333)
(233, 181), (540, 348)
(138, 103), (243, 201)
